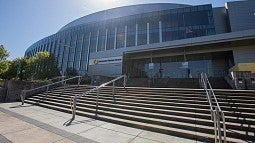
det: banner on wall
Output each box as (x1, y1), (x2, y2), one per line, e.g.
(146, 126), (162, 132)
(89, 56), (122, 65)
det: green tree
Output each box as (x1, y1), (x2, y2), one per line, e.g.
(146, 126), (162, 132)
(0, 50), (60, 80)
(0, 45), (9, 63)
(0, 45), (10, 78)
(0, 60), (11, 79)
(0, 57), (28, 80)
(25, 52), (60, 80)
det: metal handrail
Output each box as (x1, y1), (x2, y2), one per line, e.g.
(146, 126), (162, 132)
(70, 75), (127, 119)
(48, 76), (65, 82)
(20, 76), (82, 105)
(200, 73), (226, 143)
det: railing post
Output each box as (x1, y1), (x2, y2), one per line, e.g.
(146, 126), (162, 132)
(96, 88), (100, 115)
(213, 111), (217, 143)
(216, 108), (223, 143)
(112, 81), (116, 102)
(61, 76), (65, 85)
(123, 75), (127, 88)
(20, 90), (25, 105)
(64, 80), (67, 90)
(46, 85), (49, 97)
(222, 112), (227, 143)
(72, 95), (77, 119)
(78, 76), (81, 86)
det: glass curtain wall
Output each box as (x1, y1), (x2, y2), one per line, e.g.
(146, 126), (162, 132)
(127, 52), (233, 78)
(25, 4), (216, 76)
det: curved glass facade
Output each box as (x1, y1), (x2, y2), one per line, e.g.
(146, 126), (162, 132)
(25, 4), (215, 75)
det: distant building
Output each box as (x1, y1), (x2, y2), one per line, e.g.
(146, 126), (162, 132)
(25, 0), (255, 78)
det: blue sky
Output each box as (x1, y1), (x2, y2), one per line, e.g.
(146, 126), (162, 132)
(0, 0), (238, 60)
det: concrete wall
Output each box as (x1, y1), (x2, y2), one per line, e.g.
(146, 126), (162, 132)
(89, 63), (122, 77)
(213, 7), (228, 34)
(0, 80), (48, 102)
(227, 0), (255, 32)
(233, 45), (255, 64)
(88, 48), (124, 77)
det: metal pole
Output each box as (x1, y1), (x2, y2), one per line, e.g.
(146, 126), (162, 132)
(214, 111), (217, 143)
(217, 109), (222, 143)
(46, 85), (49, 96)
(61, 76), (65, 85)
(96, 89), (100, 115)
(222, 112), (227, 143)
(123, 75), (127, 88)
(112, 81), (116, 102)
(64, 80), (66, 91)
(78, 76), (81, 85)
(72, 95), (77, 119)
(20, 90), (25, 105)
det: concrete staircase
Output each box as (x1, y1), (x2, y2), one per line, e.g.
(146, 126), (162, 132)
(24, 85), (255, 143)
(126, 78), (231, 89)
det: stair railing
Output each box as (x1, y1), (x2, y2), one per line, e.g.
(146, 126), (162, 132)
(200, 73), (227, 143)
(20, 76), (82, 105)
(70, 75), (127, 119)
(48, 76), (65, 82)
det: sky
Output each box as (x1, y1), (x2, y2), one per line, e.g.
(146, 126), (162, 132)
(0, 0), (239, 60)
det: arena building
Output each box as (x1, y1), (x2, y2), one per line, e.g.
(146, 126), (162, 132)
(25, 0), (255, 78)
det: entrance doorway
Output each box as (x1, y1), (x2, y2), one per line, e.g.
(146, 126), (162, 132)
(124, 51), (234, 78)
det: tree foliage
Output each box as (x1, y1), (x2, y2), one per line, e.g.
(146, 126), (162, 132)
(0, 51), (60, 80)
(0, 45), (10, 78)
(0, 45), (9, 63)
(24, 52), (60, 80)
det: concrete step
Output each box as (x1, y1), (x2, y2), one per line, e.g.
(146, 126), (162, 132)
(42, 91), (255, 115)
(58, 91), (255, 109)
(35, 93), (212, 113)
(56, 85), (255, 95)
(24, 85), (255, 143)
(29, 94), (255, 134)
(53, 86), (255, 100)
(24, 99), (254, 143)
(35, 92), (255, 121)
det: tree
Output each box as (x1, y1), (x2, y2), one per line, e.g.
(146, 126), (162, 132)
(0, 60), (11, 79)
(0, 45), (10, 78)
(0, 50), (60, 80)
(0, 57), (28, 80)
(24, 52), (60, 80)
(0, 45), (9, 63)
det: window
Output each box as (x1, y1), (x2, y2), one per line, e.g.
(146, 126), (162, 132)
(116, 26), (125, 48)
(98, 29), (106, 51)
(149, 20), (159, 44)
(137, 21), (147, 46)
(126, 22), (136, 47)
(90, 30), (98, 52)
(106, 26), (115, 50)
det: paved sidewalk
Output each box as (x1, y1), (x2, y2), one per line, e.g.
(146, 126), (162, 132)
(0, 102), (201, 143)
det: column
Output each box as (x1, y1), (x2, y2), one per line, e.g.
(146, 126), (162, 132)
(159, 21), (163, 43)
(147, 23), (149, 45)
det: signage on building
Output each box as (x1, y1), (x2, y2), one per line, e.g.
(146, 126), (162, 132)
(89, 56), (122, 65)
(149, 63), (154, 70)
(180, 62), (188, 68)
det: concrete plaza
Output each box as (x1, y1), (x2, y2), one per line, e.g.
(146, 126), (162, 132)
(0, 102), (202, 143)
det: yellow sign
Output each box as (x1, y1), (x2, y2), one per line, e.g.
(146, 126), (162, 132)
(93, 59), (99, 65)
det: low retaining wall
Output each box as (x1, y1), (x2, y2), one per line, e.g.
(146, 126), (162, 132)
(0, 80), (48, 102)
